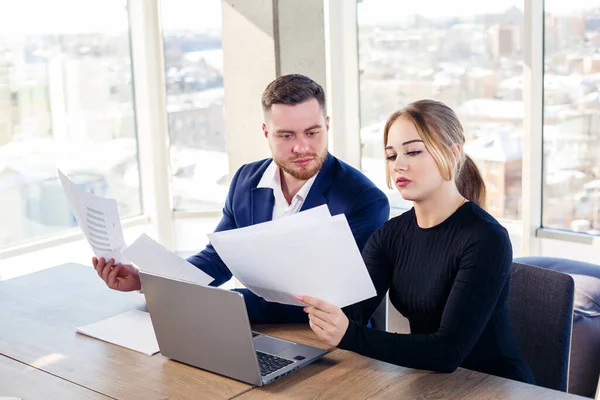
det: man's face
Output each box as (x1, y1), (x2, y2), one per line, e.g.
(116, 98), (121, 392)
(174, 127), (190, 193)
(263, 98), (329, 181)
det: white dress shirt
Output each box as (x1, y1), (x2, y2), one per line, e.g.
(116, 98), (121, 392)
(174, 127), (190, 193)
(256, 160), (318, 220)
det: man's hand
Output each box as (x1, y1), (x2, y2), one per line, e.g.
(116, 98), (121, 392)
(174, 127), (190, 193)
(93, 257), (141, 292)
(298, 295), (349, 347)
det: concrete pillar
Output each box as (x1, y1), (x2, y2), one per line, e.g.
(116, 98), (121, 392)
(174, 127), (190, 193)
(221, 0), (327, 174)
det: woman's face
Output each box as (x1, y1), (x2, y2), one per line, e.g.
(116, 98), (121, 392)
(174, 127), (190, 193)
(385, 117), (446, 202)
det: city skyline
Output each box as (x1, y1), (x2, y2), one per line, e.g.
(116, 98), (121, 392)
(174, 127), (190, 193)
(2, 1), (600, 248)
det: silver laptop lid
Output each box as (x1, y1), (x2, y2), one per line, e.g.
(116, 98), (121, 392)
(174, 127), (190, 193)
(139, 272), (262, 386)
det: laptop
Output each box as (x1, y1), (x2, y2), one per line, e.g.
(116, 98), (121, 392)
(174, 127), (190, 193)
(138, 271), (328, 386)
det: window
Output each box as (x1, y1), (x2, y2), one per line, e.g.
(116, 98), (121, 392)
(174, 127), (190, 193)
(160, 0), (227, 211)
(542, 1), (600, 235)
(0, 0), (141, 248)
(489, 178), (498, 191)
(357, 0), (524, 220)
(490, 161), (499, 174)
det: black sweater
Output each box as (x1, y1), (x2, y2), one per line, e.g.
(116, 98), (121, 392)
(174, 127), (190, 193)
(340, 202), (535, 384)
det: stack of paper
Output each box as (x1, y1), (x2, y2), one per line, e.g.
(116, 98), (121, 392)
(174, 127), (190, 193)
(208, 206), (377, 308)
(75, 310), (159, 356)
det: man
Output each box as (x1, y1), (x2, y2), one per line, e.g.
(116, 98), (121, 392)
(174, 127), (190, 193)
(94, 74), (390, 323)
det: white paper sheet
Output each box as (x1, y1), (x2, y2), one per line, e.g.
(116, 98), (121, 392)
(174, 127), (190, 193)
(214, 205), (332, 242)
(208, 212), (376, 308)
(76, 310), (159, 356)
(121, 233), (213, 286)
(57, 169), (127, 263)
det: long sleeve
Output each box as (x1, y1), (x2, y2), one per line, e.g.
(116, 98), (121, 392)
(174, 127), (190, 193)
(338, 225), (513, 373)
(185, 166), (244, 287)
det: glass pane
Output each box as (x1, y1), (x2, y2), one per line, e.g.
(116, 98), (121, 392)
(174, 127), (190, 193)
(543, 1), (600, 235)
(357, 0), (524, 220)
(0, 0), (141, 249)
(160, 0), (227, 211)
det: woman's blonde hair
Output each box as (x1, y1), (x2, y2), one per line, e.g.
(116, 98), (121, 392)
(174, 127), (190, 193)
(383, 99), (486, 207)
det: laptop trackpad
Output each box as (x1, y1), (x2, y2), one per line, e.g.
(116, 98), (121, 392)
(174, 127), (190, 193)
(254, 335), (298, 358)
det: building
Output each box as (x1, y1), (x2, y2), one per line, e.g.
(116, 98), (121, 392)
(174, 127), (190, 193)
(166, 87), (225, 151)
(458, 98), (523, 125)
(545, 14), (585, 53)
(492, 25), (521, 61)
(48, 55), (135, 143)
(465, 129), (522, 219)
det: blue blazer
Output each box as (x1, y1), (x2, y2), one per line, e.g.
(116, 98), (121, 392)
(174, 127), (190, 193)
(187, 153), (390, 323)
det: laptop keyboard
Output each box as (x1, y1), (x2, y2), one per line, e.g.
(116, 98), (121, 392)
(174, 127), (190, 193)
(256, 351), (294, 376)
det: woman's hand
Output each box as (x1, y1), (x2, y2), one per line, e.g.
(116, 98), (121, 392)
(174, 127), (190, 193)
(298, 295), (349, 347)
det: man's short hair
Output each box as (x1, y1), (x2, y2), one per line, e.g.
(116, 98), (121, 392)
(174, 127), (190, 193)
(261, 74), (326, 113)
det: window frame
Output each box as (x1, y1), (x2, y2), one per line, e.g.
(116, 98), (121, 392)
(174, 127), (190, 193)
(2, 0), (600, 264)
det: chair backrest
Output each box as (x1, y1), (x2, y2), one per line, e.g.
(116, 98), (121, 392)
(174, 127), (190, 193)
(508, 262), (575, 392)
(516, 256), (600, 397)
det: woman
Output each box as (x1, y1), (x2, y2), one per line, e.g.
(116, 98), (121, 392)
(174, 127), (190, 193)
(298, 100), (535, 383)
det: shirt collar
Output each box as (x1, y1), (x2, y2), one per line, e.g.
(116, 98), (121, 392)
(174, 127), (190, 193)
(257, 160), (318, 203)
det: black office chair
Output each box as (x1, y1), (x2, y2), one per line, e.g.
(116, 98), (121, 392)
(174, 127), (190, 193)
(516, 256), (600, 397)
(508, 262), (575, 392)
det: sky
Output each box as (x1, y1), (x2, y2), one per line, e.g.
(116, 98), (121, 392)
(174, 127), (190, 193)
(0, 0), (598, 36)
(0, 0), (222, 35)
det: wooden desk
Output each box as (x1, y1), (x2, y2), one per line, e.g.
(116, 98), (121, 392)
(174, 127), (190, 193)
(234, 347), (584, 399)
(0, 263), (587, 400)
(0, 263), (251, 400)
(247, 328), (585, 399)
(0, 355), (111, 399)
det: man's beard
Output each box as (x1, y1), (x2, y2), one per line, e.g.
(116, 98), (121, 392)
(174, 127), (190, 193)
(274, 151), (327, 180)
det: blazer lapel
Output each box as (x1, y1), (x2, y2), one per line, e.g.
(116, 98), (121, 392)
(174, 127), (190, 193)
(251, 187), (275, 225)
(300, 153), (334, 211)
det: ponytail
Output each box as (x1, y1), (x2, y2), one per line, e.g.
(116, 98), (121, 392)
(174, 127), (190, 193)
(456, 155), (486, 208)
